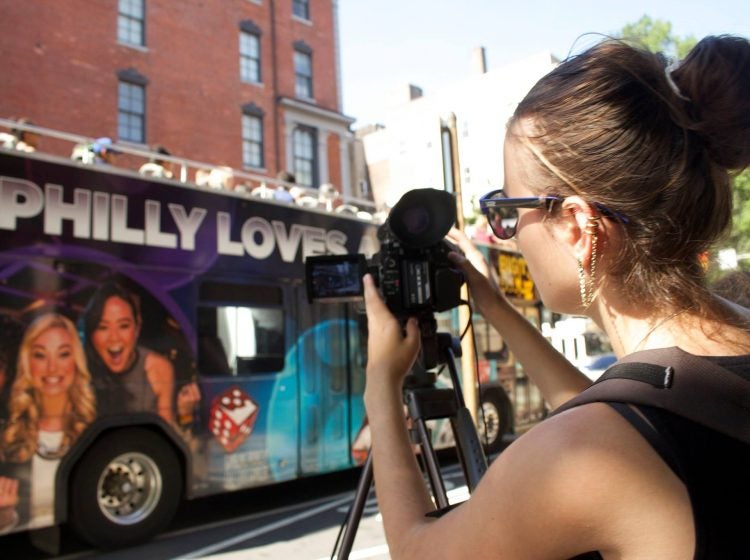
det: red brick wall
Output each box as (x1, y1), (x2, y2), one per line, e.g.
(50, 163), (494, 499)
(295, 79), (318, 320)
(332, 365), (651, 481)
(0, 0), (341, 178)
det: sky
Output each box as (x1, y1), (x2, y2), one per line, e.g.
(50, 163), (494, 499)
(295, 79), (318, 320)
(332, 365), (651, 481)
(338, 0), (750, 127)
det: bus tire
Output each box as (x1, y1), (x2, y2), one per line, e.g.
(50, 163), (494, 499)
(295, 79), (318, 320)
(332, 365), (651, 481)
(68, 427), (183, 549)
(478, 387), (514, 456)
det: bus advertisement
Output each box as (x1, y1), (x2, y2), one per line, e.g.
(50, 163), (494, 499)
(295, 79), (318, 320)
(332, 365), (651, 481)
(0, 135), (537, 550)
(0, 146), (383, 547)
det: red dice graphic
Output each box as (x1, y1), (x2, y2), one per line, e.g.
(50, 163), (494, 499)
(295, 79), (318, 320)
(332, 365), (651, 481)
(210, 387), (259, 453)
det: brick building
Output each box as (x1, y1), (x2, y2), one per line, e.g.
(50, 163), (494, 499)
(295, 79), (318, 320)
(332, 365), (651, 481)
(0, 0), (359, 194)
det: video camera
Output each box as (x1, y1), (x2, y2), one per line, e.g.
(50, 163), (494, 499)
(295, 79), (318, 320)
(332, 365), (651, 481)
(305, 188), (464, 369)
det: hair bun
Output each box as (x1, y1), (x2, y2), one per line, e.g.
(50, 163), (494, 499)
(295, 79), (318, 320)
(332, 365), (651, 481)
(673, 35), (750, 170)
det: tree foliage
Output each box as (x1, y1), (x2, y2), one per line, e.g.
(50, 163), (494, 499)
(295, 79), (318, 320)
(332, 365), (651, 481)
(728, 169), (750, 271)
(618, 16), (749, 272)
(617, 15), (697, 59)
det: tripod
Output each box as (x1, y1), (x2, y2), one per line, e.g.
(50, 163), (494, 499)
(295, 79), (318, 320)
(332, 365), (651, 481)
(333, 332), (489, 559)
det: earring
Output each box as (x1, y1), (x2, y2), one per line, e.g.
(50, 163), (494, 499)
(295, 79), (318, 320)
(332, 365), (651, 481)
(577, 216), (600, 309)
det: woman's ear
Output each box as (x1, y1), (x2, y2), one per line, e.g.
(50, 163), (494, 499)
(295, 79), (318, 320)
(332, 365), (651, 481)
(561, 196), (599, 268)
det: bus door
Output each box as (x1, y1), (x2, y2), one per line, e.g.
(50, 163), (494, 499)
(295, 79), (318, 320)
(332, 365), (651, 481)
(293, 297), (366, 475)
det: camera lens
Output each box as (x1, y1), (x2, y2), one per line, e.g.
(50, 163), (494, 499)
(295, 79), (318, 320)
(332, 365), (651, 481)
(400, 207), (431, 235)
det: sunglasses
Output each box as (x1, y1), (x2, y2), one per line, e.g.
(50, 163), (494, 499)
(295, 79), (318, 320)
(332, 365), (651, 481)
(479, 188), (629, 240)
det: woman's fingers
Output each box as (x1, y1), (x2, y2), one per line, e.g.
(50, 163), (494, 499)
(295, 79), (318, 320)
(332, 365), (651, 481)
(363, 274), (422, 383)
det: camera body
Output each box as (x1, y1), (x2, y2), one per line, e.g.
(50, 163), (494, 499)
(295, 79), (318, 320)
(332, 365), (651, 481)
(372, 220), (462, 316)
(306, 188), (463, 318)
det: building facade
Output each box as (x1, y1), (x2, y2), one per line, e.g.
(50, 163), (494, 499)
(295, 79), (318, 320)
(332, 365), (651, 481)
(356, 49), (558, 214)
(0, 0), (358, 195)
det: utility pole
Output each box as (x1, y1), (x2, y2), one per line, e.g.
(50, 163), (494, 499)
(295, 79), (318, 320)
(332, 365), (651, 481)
(441, 114), (479, 424)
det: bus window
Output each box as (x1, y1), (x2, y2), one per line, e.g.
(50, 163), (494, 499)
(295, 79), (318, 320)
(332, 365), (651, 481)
(197, 305), (284, 376)
(473, 315), (508, 363)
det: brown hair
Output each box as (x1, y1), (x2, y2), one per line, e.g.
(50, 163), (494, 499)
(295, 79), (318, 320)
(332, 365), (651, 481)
(509, 35), (750, 319)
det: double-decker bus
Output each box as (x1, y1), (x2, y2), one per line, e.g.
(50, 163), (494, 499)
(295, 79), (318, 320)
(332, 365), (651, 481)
(0, 122), (542, 549)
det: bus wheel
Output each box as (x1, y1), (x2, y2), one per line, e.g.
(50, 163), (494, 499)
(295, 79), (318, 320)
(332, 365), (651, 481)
(478, 388), (514, 456)
(68, 427), (183, 549)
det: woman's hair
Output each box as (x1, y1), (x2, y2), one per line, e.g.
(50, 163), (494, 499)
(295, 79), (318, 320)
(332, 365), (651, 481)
(82, 282), (142, 340)
(1, 313), (96, 462)
(509, 35), (750, 319)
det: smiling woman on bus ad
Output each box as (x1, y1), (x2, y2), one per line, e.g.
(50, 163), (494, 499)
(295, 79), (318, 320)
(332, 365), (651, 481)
(82, 282), (199, 427)
(0, 313), (96, 532)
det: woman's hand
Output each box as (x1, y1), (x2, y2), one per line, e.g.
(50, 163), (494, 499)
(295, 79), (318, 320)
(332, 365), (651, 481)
(363, 274), (421, 395)
(446, 228), (502, 313)
(177, 382), (201, 423)
(0, 476), (19, 530)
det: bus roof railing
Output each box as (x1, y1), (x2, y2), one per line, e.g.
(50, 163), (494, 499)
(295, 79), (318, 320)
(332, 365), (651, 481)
(0, 117), (381, 221)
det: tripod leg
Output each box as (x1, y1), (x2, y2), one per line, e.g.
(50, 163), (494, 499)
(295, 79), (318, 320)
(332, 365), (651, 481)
(335, 452), (374, 559)
(413, 416), (450, 510)
(442, 345), (488, 490)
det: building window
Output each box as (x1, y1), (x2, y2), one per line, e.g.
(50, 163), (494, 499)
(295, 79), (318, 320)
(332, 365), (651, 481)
(293, 126), (317, 187)
(117, 69), (147, 142)
(293, 42), (313, 99)
(292, 0), (310, 20)
(242, 104), (264, 169)
(239, 21), (261, 83)
(118, 0), (145, 47)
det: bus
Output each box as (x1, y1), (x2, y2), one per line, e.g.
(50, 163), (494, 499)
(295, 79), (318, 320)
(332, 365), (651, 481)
(0, 123), (537, 549)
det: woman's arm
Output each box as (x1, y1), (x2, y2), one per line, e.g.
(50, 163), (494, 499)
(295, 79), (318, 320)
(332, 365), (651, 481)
(361, 274), (649, 558)
(447, 230), (590, 409)
(363, 274), (436, 553)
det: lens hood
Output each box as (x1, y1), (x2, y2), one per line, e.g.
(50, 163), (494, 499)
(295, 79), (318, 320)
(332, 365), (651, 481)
(388, 188), (456, 248)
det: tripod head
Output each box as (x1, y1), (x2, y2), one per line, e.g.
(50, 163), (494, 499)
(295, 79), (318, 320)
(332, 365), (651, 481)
(404, 319), (463, 390)
(409, 312), (462, 371)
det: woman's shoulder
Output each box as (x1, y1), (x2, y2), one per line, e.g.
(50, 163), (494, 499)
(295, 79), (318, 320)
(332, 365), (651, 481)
(478, 402), (693, 555)
(501, 402), (656, 473)
(142, 347), (174, 377)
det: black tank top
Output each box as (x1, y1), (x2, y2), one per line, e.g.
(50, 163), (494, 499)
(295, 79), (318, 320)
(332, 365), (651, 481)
(573, 355), (750, 559)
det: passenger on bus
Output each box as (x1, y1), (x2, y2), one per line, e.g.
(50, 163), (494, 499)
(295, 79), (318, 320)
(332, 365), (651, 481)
(274, 170), (297, 202)
(0, 118), (39, 153)
(138, 144), (174, 179)
(0, 313), (96, 532)
(361, 35), (750, 559)
(81, 283), (200, 429)
(71, 137), (119, 165)
(91, 137), (119, 165)
(206, 166), (235, 190)
(318, 182), (342, 211)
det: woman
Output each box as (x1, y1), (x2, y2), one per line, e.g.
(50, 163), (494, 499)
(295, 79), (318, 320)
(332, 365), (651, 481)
(363, 35), (750, 558)
(0, 313), (96, 531)
(83, 283), (199, 427)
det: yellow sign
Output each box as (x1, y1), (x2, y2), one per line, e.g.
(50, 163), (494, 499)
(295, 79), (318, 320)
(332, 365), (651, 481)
(491, 250), (537, 302)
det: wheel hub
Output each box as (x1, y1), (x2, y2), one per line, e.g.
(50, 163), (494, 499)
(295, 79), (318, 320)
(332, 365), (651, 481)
(97, 452), (162, 525)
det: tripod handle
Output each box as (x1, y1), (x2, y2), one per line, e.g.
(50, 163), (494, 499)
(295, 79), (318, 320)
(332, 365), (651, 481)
(451, 407), (488, 490)
(440, 338), (489, 490)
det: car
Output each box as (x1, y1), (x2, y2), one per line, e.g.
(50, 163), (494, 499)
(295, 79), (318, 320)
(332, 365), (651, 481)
(579, 353), (617, 381)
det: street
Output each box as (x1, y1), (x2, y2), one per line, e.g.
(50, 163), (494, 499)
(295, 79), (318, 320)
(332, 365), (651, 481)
(1, 461), (470, 560)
